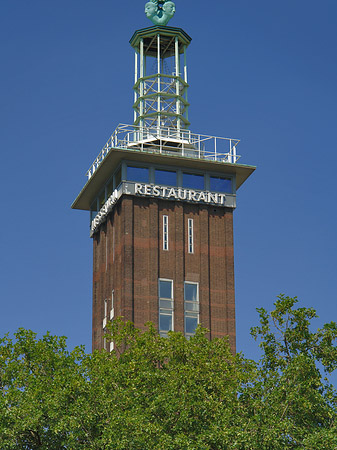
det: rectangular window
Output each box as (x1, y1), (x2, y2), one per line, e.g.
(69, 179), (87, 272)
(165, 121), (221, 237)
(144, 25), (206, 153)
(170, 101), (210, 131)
(188, 218), (194, 254)
(155, 169), (177, 186)
(184, 282), (199, 338)
(103, 298), (108, 329)
(163, 215), (169, 251)
(159, 279), (173, 337)
(90, 200), (98, 222)
(106, 178), (113, 198)
(210, 176), (232, 193)
(103, 298), (108, 350)
(127, 166), (149, 183)
(182, 173), (204, 190)
(99, 190), (106, 208)
(110, 290), (115, 320)
(115, 167), (122, 188)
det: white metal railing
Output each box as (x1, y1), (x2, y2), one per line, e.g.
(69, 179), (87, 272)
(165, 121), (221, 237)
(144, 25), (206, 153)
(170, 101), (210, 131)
(86, 124), (241, 179)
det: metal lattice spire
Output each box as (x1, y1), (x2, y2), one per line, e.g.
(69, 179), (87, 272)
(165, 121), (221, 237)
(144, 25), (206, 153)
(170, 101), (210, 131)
(130, 27), (191, 131)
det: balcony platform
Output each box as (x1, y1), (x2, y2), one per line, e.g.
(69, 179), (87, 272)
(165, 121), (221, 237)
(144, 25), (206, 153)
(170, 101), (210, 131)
(72, 124), (256, 211)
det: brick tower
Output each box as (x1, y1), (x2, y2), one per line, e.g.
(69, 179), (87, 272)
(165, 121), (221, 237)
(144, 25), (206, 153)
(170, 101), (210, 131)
(72, 12), (255, 351)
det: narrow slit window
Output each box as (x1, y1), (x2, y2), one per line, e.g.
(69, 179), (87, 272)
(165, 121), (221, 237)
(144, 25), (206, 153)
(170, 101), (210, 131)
(104, 299), (108, 319)
(110, 290), (115, 320)
(188, 218), (194, 254)
(103, 298), (108, 350)
(163, 215), (169, 251)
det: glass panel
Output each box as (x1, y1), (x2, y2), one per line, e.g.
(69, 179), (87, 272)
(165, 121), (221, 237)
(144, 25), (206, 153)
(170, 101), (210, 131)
(115, 167), (122, 187)
(155, 169), (177, 186)
(160, 299), (173, 309)
(90, 200), (98, 222)
(182, 173), (204, 190)
(163, 215), (169, 251)
(159, 280), (172, 299)
(127, 166), (149, 183)
(210, 176), (232, 193)
(185, 302), (199, 312)
(107, 179), (113, 197)
(160, 314), (172, 332)
(185, 316), (198, 334)
(188, 219), (194, 253)
(185, 283), (197, 302)
(99, 191), (105, 208)
(90, 210), (97, 222)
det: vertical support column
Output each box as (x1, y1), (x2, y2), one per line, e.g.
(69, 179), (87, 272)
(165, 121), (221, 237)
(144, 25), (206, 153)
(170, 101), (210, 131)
(140, 38), (144, 132)
(134, 51), (138, 126)
(183, 45), (189, 126)
(157, 33), (161, 133)
(175, 36), (181, 132)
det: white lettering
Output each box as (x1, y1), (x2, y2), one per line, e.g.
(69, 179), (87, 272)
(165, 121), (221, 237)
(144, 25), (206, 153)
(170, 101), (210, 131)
(90, 182), (231, 237)
(198, 192), (207, 202)
(178, 188), (187, 200)
(218, 194), (226, 204)
(161, 187), (167, 197)
(145, 184), (152, 195)
(188, 190), (198, 201)
(153, 185), (161, 196)
(167, 188), (178, 199)
(135, 183), (143, 194)
(208, 192), (218, 203)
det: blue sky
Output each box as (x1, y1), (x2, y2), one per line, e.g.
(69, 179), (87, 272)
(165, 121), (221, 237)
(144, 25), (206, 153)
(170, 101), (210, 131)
(1, 0), (337, 369)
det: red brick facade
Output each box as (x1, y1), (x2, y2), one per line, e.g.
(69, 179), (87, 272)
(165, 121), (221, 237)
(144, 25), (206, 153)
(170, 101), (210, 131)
(92, 195), (236, 352)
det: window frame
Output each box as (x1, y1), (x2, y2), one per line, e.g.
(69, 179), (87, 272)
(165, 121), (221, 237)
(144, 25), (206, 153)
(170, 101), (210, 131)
(184, 281), (199, 338)
(188, 218), (194, 254)
(158, 278), (174, 337)
(163, 215), (169, 251)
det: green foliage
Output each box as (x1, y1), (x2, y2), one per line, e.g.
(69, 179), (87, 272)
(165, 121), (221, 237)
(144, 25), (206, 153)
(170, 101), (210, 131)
(1, 296), (337, 449)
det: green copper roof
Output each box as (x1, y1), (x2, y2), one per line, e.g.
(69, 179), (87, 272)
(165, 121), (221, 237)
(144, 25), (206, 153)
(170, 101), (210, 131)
(130, 26), (192, 52)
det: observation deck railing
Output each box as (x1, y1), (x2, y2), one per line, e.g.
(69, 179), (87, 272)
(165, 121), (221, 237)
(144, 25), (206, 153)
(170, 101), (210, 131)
(86, 124), (241, 180)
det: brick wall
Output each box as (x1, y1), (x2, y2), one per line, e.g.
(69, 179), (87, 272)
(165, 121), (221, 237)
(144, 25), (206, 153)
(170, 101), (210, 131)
(92, 195), (235, 352)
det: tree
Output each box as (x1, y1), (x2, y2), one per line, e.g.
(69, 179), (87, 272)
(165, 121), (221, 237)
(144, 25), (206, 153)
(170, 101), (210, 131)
(246, 295), (337, 449)
(0, 296), (337, 449)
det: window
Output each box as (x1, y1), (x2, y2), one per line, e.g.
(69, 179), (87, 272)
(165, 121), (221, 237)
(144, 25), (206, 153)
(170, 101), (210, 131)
(109, 291), (115, 352)
(99, 190), (106, 208)
(188, 218), (194, 254)
(159, 279), (173, 337)
(210, 176), (232, 193)
(127, 166), (149, 183)
(110, 290), (115, 320)
(106, 178), (113, 197)
(90, 200), (98, 222)
(103, 299), (108, 329)
(163, 215), (169, 251)
(182, 173), (204, 190)
(155, 169), (177, 186)
(103, 298), (108, 350)
(184, 282), (199, 338)
(115, 167), (122, 188)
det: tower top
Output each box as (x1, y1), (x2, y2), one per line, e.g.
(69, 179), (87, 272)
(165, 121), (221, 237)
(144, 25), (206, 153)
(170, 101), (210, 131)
(145, 0), (176, 26)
